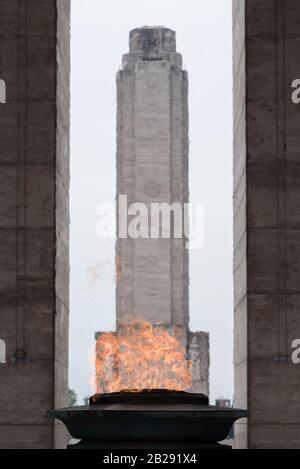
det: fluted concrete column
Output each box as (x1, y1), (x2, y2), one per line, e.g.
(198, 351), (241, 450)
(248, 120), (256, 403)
(0, 0), (70, 449)
(233, 0), (300, 449)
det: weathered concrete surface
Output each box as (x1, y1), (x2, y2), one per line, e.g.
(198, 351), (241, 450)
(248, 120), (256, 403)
(188, 332), (209, 395)
(0, 0), (70, 449)
(233, 0), (300, 449)
(116, 28), (189, 328)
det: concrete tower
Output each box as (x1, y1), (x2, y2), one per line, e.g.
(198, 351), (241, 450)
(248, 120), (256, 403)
(116, 27), (189, 331)
(104, 27), (209, 394)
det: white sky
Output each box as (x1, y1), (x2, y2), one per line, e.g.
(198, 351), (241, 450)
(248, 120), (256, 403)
(70, 0), (233, 404)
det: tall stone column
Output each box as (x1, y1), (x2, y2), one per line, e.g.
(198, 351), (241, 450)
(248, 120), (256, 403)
(0, 0), (70, 449)
(116, 27), (189, 331)
(233, 0), (300, 449)
(112, 27), (209, 395)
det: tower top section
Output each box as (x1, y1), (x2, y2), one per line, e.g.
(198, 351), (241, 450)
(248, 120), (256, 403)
(130, 27), (176, 55)
(122, 27), (182, 69)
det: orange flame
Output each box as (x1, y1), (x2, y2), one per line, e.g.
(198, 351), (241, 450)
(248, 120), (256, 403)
(95, 320), (192, 393)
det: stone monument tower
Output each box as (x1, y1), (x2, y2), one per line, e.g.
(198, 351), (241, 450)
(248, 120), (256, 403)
(116, 27), (189, 331)
(96, 27), (209, 395)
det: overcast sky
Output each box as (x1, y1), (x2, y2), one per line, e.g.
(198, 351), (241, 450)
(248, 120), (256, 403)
(70, 0), (233, 404)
